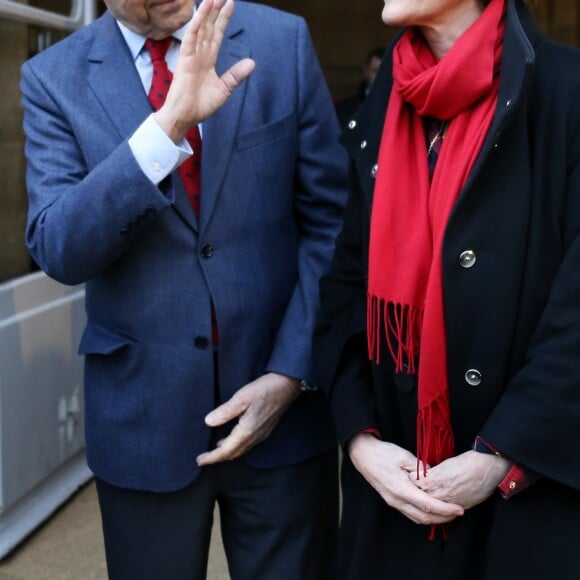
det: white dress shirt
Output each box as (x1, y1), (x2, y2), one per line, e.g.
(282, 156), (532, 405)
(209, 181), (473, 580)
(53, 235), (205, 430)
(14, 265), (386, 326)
(117, 20), (194, 185)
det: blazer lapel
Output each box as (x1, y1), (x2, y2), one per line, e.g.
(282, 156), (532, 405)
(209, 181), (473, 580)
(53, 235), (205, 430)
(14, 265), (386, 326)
(87, 12), (198, 233)
(87, 13), (151, 142)
(199, 16), (249, 235)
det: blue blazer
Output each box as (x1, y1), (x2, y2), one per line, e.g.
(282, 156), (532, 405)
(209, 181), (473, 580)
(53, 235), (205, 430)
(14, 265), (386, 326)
(21, 2), (348, 491)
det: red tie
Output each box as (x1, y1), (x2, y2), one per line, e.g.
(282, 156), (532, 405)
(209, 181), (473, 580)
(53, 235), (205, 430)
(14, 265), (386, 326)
(145, 38), (218, 345)
(145, 38), (202, 216)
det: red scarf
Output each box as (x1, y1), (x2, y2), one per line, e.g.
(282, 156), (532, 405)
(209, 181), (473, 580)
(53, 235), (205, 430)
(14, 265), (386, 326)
(368, 0), (505, 470)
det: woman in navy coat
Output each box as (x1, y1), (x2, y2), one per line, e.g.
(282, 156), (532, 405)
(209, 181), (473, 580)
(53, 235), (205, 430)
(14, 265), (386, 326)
(315, 0), (580, 577)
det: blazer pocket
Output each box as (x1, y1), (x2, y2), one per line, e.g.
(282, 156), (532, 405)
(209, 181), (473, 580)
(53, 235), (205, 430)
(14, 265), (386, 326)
(235, 113), (296, 151)
(78, 323), (135, 355)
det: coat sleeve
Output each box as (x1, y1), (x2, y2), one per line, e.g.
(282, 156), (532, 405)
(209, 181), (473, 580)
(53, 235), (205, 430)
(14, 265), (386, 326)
(313, 165), (380, 444)
(480, 104), (580, 492)
(264, 18), (349, 381)
(21, 59), (173, 286)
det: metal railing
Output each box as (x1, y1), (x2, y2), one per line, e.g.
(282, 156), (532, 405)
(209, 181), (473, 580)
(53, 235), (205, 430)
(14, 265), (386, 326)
(0, 0), (95, 31)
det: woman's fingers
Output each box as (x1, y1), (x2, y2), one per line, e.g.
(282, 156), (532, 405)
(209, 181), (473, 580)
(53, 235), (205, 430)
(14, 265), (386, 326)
(383, 471), (463, 525)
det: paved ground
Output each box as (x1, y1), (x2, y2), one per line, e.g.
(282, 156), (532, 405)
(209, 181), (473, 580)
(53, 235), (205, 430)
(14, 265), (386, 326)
(0, 480), (229, 580)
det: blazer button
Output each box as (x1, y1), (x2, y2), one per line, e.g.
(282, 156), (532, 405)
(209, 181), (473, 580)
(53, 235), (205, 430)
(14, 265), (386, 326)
(371, 164), (378, 178)
(194, 336), (210, 349)
(201, 244), (214, 259)
(465, 369), (482, 386)
(459, 250), (476, 268)
(348, 120), (357, 130)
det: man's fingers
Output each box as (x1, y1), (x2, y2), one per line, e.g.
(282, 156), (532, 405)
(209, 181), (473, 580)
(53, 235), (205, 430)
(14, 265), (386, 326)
(184, 0), (228, 56)
(196, 446), (233, 465)
(196, 0), (222, 53)
(213, 0), (234, 44)
(186, 0), (213, 40)
(205, 397), (247, 426)
(196, 426), (251, 465)
(221, 59), (256, 94)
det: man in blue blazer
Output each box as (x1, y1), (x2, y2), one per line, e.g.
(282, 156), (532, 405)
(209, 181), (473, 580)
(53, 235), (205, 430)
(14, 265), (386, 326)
(21, 0), (347, 577)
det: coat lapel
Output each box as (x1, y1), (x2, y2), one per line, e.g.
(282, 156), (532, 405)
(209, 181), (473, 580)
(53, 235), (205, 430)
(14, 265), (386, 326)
(344, 0), (537, 215)
(199, 15), (249, 235)
(340, 44), (393, 214)
(87, 12), (198, 233)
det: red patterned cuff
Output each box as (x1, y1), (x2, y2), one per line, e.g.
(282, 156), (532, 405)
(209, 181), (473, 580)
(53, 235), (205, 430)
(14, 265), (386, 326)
(473, 436), (540, 500)
(498, 464), (533, 499)
(362, 427), (382, 439)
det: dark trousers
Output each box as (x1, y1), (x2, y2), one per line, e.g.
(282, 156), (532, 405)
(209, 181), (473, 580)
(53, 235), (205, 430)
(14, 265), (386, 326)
(96, 449), (338, 580)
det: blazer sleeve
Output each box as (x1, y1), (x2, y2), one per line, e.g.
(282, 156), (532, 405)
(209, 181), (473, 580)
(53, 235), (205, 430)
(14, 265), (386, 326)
(313, 165), (380, 444)
(480, 112), (580, 492)
(21, 59), (173, 286)
(264, 18), (349, 381)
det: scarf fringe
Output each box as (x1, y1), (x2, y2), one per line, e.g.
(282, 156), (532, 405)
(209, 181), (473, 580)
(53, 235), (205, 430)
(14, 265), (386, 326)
(417, 394), (454, 543)
(367, 294), (423, 372)
(429, 523), (449, 542)
(416, 394), (455, 476)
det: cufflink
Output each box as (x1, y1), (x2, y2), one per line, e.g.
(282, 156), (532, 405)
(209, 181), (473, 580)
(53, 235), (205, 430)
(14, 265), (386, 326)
(299, 379), (317, 392)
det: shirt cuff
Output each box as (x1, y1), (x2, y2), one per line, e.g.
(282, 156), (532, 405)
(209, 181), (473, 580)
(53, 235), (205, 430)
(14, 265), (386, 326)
(497, 464), (540, 499)
(473, 436), (540, 500)
(128, 114), (192, 185)
(361, 427), (381, 439)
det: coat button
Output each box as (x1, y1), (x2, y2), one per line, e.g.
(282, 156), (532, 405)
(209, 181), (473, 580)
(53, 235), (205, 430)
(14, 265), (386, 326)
(348, 120), (357, 130)
(465, 369), (482, 386)
(360, 140), (367, 149)
(194, 336), (209, 349)
(371, 164), (378, 178)
(201, 244), (214, 259)
(459, 250), (476, 268)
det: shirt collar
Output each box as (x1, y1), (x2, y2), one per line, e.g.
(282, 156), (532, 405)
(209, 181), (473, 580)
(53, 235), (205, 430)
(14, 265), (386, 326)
(116, 17), (192, 62)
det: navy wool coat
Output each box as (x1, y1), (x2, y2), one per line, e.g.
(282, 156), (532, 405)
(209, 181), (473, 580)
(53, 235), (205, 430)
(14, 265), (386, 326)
(315, 1), (580, 578)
